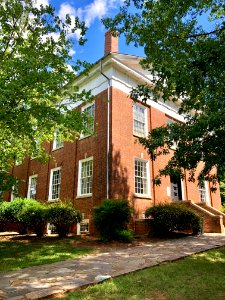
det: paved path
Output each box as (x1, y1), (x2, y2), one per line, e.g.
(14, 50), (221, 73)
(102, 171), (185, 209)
(1, 234), (225, 300)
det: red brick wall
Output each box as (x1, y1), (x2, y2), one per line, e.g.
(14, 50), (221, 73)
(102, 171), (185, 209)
(4, 84), (222, 235)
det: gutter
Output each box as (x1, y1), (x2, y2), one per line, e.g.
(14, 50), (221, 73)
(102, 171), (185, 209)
(100, 59), (110, 199)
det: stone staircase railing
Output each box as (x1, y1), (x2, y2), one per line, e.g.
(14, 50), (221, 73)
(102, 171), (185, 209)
(181, 200), (225, 233)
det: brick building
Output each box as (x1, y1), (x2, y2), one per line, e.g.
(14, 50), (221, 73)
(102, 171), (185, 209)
(5, 32), (223, 234)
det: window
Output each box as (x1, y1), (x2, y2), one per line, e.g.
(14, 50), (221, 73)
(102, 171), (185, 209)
(133, 103), (147, 137)
(199, 182), (206, 202)
(52, 131), (63, 150)
(170, 175), (182, 201)
(27, 175), (37, 199)
(10, 185), (17, 201)
(78, 157), (93, 196)
(134, 159), (150, 196)
(47, 223), (57, 234)
(167, 119), (178, 150)
(81, 102), (95, 138)
(49, 167), (61, 200)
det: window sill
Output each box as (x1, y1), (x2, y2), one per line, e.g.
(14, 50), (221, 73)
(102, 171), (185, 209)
(133, 133), (147, 138)
(47, 199), (59, 203)
(134, 194), (152, 199)
(76, 194), (92, 199)
(52, 146), (64, 152)
(79, 134), (94, 140)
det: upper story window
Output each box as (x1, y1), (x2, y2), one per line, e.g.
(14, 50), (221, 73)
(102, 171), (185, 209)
(133, 103), (147, 137)
(27, 175), (37, 199)
(48, 167), (61, 201)
(81, 102), (95, 138)
(134, 158), (150, 196)
(167, 119), (178, 150)
(77, 157), (93, 197)
(52, 130), (64, 151)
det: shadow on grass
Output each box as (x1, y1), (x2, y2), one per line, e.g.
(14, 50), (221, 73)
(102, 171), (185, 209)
(0, 236), (93, 272)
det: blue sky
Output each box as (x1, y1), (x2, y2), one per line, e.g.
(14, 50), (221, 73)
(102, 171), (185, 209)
(39, 0), (145, 64)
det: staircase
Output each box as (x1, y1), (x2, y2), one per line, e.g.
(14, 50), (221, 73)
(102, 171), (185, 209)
(182, 200), (225, 233)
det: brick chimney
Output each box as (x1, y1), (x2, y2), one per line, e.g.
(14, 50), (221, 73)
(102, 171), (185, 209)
(104, 31), (118, 55)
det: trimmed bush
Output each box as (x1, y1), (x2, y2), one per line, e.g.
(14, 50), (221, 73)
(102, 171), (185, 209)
(2, 198), (36, 234)
(47, 202), (81, 238)
(145, 203), (202, 237)
(93, 199), (133, 242)
(18, 202), (48, 237)
(0, 201), (10, 231)
(115, 229), (134, 243)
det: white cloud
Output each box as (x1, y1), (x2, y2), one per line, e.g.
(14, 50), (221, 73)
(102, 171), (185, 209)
(33, 0), (49, 9)
(68, 48), (76, 56)
(58, 3), (76, 20)
(58, 0), (123, 31)
(84, 0), (107, 27)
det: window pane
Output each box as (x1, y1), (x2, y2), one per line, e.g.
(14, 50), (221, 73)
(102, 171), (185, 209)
(199, 182), (206, 202)
(82, 104), (95, 136)
(135, 160), (148, 195)
(53, 131), (63, 150)
(133, 104), (146, 136)
(51, 169), (61, 200)
(28, 176), (37, 199)
(80, 159), (93, 195)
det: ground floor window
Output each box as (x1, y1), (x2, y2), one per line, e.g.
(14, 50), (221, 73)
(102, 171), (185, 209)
(78, 157), (93, 196)
(49, 167), (61, 201)
(27, 175), (37, 199)
(134, 158), (150, 196)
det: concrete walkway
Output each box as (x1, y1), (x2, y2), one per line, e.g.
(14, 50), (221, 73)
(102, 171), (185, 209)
(1, 234), (225, 300)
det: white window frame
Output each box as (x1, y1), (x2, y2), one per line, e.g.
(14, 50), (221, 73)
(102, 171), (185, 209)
(80, 102), (95, 139)
(77, 219), (90, 235)
(27, 175), (38, 199)
(48, 167), (61, 201)
(77, 157), (93, 197)
(52, 130), (64, 151)
(134, 158), (151, 197)
(10, 186), (16, 202)
(133, 103), (148, 137)
(199, 181), (210, 204)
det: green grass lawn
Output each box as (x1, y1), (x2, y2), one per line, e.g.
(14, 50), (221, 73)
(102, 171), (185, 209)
(0, 236), (93, 272)
(56, 247), (225, 300)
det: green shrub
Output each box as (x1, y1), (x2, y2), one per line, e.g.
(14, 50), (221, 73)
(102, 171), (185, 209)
(115, 229), (134, 243)
(47, 201), (81, 238)
(0, 201), (9, 231)
(2, 198), (36, 234)
(145, 203), (202, 237)
(93, 199), (132, 242)
(18, 202), (48, 237)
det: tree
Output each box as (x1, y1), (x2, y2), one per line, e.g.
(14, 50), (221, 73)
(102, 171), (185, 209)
(0, 0), (92, 191)
(104, 0), (225, 188)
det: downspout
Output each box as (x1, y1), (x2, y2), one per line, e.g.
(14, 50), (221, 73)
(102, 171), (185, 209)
(100, 59), (110, 199)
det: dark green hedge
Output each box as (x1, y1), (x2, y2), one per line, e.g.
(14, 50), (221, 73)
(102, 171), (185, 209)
(145, 203), (202, 237)
(93, 199), (133, 242)
(0, 198), (81, 237)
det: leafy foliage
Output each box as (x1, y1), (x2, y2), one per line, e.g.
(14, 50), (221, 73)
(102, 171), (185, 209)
(47, 201), (81, 238)
(0, 0), (92, 191)
(1, 197), (36, 233)
(93, 199), (132, 241)
(103, 0), (225, 186)
(145, 203), (202, 236)
(18, 202), (48, 237)
(115, 229), (134, 243)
